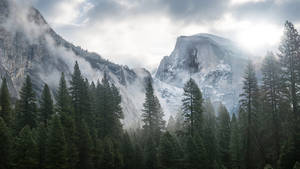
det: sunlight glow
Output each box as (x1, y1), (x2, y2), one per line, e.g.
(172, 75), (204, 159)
(236, 23), (282, 53)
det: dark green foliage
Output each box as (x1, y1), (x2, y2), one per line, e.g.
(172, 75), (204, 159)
(217, 104), (231, 168)
(60, 112), (79, 169)
(182, 78), (203, 136)
(46, 115), (67, 169)
(75, 120), (93, 169)
(36, 123), (47, 169)
(56, 72), (72, 114)
(39, 84), (54, 126)
(278, 21), (300, 166)
(0, 78), (12, 126)
(203, 100), (218, 168)
(239, 61), (261, 169)
(96, 73), (124, 139)
(0, 117), (11, 169)
(158, 132), (179, 169)
(229, 113), (241, 169)
(142, 77), (165, 144)
(14, 125), (38, 169)
(122, 132), (135, 169)
(185, 135), (207, 169)
(144, 136), (158, 169)
(17, 76), (37, 129)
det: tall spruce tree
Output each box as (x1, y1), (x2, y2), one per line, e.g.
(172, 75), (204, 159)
(182, 78), (203, 137)
(141, 77), (165, 143)
(278, 21), (300, 165)
(39, 84), (54, 126)
(261, 52), (283, 168)
(239, 62), (261, 169)
(56, 72), (72, 114)
(70, 61), (85, 120)
(17, 75), (37, 129)
(0, 78), (12, 126)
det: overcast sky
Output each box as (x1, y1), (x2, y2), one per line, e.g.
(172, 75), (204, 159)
(30, 0), (300, 70)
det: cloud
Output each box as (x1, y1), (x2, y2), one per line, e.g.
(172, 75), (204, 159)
(28, 0), (300, 70)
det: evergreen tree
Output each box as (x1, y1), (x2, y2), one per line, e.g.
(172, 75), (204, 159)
(56, 72), (72, 115)
(14, 125), (38, 169)
(261, 52), (282, 168)
(61, 112), (79, 169)
(39, 84), (54, 126)
(239, 62), (261, 169)
(96, 73), (124, 138)
(70, 61), (85, 120)
(17, 75), (37, 129)
(122, 132), (135, 169)
(142, 77), (165, 144)
(0, 117), (11, 169)
(182, 78), (203, 136)
(203, 100), (218, 169)
(217, 104), (231, 168)
(46, 115), (67, 169)
(0, 78), (12, 126)
(144, 137), (158, 169)
(36, 123), (47, 169)
(229, 113), (241, 169)
(185, 135), (207, 169)
(278, 21), (300, 164)
(158, 132), (178, 169)
(76, 120), (93, 169)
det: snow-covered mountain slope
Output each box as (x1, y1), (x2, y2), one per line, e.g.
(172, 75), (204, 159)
(0, 0), (150, 128)
(155, 33), (249, 118)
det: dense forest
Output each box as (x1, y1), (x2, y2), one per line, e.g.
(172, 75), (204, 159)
(0, 21), (300, 169)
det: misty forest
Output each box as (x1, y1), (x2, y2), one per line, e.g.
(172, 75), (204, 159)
(0, 19), (300, 169)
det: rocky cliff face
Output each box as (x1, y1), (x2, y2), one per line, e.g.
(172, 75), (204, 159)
(155, 33), (248, 117)
(0, 0), (150, 127)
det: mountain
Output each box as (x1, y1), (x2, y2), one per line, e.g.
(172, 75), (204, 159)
(154, 33), (249, 118)
(0, 0), (150, 128)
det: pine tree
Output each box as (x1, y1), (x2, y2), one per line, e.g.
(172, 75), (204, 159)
(229, 113), (241, 169)
(261, 52), (282, 168)
(36, 123), (47, 169)
(96, 73), (124, 139)
(14, 125), (38, 169)
(278, 21), (300, 164)
(0, 78), (12, 126)
(60, 112), (79, 169)
(203, 100), (217, 169)
(144, 137), (158, 169)
(182, 78), (203, 136)
(122, 132), (135, 169)
(0, 117), (11, 169)
(217, 104), (231, 168)
(142, 77), (165, 144)
(70, 61), (85, 120)
(239, 62), (261, 169)
(17, 75), (37, 129)
(46, 115), (67, 169)
(39, 84), (54, 126)
(185, 135), (207, 169)
(75, 120), (93, 169)
(56, 72), (72, 115)
(158, 132), (178, 169)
